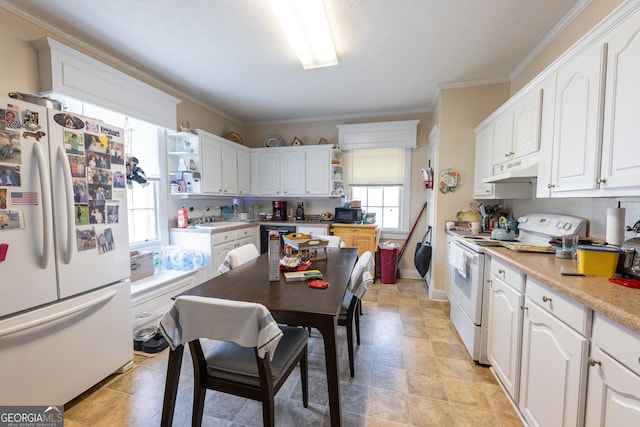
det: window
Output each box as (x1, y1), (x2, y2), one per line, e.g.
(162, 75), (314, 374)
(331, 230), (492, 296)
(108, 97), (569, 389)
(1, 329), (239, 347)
(63, 98), (163, 246)
(347, 147), (410, 230)
(351, 186), (401, 228)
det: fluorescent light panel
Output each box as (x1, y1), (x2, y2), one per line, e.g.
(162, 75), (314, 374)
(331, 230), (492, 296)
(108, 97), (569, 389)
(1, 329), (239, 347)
(270, 0), (338, 69)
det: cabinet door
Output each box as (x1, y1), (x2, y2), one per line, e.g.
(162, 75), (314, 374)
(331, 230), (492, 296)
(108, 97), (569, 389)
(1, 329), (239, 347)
(600, 12), (640, 191)
(492, 110), (514, 165)
(221, 143), (237, 195)
(585, 346), (640, 426)
(550, 43), (606, 193)
(513, 88), (542, 158)
(487, 277), (523, 401)
(474, 125), (495, 198)
(258, 151), (281, 195)
(212, 241), (235, 278)
(519, 300), (589, 427)
(201, 134), (223, 194)
(305, 148), (331, 195)
(281, 150), (306, 196)
(237, 149), (251, 195)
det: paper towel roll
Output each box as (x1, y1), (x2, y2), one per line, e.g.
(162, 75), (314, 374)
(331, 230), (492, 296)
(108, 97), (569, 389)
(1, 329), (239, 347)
(606, 207), (625, 246)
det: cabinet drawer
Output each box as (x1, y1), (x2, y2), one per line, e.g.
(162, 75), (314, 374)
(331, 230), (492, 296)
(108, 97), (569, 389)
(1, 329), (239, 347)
(212, 230), (235, 245)
(526, 277), (591, 336)
(235, 227), (255, 240)
(490, 258), (525, 293)
(592, 313), (640, 377)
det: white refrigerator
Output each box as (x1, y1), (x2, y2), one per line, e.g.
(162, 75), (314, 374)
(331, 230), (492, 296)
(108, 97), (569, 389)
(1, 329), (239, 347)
(0, 96), (132, 405)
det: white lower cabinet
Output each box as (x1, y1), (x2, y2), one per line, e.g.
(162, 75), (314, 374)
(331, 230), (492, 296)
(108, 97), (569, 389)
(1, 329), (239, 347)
(487, 258), (525, 401)
(170, 226), (259, 281)
(519, 290), (589, 427)
(586, 314), (640, 426)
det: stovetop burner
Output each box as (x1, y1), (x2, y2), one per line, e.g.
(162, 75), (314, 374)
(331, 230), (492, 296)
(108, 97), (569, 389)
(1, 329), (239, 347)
(454, 213), (587, 251)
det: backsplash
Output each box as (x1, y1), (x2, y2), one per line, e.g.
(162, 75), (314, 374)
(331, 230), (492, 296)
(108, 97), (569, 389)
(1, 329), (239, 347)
(507, 196), (640, 241)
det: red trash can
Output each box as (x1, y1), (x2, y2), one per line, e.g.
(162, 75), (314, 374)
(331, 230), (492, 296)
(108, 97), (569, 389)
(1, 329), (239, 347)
(379, 244), (398, 284)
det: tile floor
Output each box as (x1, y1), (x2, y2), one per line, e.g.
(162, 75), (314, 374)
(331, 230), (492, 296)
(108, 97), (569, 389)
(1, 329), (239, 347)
(64, 278), (523, 426)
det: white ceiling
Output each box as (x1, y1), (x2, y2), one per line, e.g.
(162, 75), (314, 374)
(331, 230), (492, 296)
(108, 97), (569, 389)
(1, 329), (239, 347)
(3, 0), (583, 124)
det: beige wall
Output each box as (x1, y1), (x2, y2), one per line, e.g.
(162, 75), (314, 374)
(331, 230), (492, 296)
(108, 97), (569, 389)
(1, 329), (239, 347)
(511, 0), (623, 93)
(0, 8), (231, 134)
(245, 112), (433, 275)
(430, 83), (510, 293)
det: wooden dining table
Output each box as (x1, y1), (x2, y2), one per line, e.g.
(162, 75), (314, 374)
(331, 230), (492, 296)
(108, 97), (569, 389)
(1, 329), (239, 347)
(160, 247), (358, 427)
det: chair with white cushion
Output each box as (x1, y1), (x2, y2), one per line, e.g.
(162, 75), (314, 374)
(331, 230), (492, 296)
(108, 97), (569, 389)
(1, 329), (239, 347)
(314, 234), (346, 248)
(218, 243), (260, 274)
(159, 295), (308, 427)
(338, 250), (374, 377)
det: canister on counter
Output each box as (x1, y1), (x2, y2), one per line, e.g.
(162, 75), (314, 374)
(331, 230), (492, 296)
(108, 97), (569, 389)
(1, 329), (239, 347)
(268, 230), (280, 282)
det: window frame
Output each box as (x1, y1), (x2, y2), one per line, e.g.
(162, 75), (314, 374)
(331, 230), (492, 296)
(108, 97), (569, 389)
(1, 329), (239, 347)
(346, 148), (411, 233)
(61, 97), (169, 252)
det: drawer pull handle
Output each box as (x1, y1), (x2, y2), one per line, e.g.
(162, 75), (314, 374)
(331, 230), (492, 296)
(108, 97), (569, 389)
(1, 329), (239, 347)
(589, 358), (601, 367)
(498, 269), (505, 275)
(542, 295), (552, 303)
(521, 305), (528, 311)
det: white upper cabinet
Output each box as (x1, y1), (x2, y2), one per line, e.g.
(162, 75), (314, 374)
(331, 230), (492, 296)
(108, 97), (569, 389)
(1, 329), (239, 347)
(281, 150), (306, 196)
(512, 89), (543, 160)
(252, 145), (339, 197)
(221, 142), (238, 195)
(305, 147), (331, 195)
(200, 132), (224, 194)
(492, 110), (514, 165)
(237, 149), (251, 195)
(255, 151), (281, 196)
(549, 42), (606, 194)
(600, 10), (640, 192)
(490, 88), (542, 167)
(167, 130), (248, 197)
(474, 125), (495, 198)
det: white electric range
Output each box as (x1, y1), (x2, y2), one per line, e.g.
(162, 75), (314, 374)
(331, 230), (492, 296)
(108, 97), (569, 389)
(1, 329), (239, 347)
(448, 213), (586, 365)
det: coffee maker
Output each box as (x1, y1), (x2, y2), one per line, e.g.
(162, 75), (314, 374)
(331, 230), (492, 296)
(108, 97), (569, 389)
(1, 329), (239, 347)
(295, 201), (305, 221)
(272, 201), (287, 221)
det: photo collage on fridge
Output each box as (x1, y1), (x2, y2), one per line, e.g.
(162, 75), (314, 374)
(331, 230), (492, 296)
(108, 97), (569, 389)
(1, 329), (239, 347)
(1, 102), (127, 255)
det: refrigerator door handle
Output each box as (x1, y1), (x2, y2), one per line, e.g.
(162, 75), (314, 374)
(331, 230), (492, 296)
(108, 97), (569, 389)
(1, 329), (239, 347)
(33, 142), (52, 269)
(58, 146), (75, 265)
(0, 288), (117, 338)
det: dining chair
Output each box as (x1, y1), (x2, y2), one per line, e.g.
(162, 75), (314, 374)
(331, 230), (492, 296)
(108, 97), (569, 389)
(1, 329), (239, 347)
(338, 250), (374, 377)
(159, 295), (308, 427)
(314, 234), (346, 248)
(217, 243), (260, 274)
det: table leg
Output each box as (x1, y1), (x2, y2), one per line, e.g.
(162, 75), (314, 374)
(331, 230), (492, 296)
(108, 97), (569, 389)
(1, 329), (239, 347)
(161, 345), (184, 427)
(316, 318), (342, 426)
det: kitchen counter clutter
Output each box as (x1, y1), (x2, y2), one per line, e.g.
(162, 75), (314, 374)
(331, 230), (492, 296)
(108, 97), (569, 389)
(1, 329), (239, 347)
(483, 246), (640, 336)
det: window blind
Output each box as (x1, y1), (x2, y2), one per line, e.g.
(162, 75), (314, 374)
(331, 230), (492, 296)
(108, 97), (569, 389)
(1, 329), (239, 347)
(349, 148), (404, 185)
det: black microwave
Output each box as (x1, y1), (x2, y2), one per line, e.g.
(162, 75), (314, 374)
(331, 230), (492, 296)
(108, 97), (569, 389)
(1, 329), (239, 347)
(334, 208), (363, 224)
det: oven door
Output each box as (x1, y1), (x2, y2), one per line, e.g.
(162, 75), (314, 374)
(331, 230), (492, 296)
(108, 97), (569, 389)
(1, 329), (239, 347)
(449, 241), (485, 325)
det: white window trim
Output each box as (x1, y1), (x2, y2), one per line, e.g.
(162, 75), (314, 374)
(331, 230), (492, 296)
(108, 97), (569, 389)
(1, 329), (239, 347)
(31, 37), (180, 129)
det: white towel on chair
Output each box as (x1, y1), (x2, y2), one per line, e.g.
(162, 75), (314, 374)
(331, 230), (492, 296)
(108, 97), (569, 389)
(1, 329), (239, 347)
(159, 296), (283, 360)
(218, 244), (260, 274)
(348, 251), (374, 299)
(449, 244), (467, 278)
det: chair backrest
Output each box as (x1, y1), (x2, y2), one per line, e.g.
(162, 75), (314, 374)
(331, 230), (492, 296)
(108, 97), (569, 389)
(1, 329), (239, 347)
(348, 251), (374, 299)
(314, 235), (346, 248)
(218, 243), (260, 274)
(159, 295), (283, 359)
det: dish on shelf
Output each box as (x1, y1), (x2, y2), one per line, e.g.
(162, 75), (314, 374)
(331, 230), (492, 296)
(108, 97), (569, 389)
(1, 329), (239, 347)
(225, 130), (244, 145)
(264, 136), (284, 147)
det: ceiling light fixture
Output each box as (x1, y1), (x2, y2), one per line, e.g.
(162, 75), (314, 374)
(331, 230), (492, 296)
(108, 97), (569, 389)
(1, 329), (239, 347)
(269, 0), (338, 70)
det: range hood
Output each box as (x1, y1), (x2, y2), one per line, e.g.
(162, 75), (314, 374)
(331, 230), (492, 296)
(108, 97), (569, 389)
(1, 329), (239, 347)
(482, 159), (538, 183)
